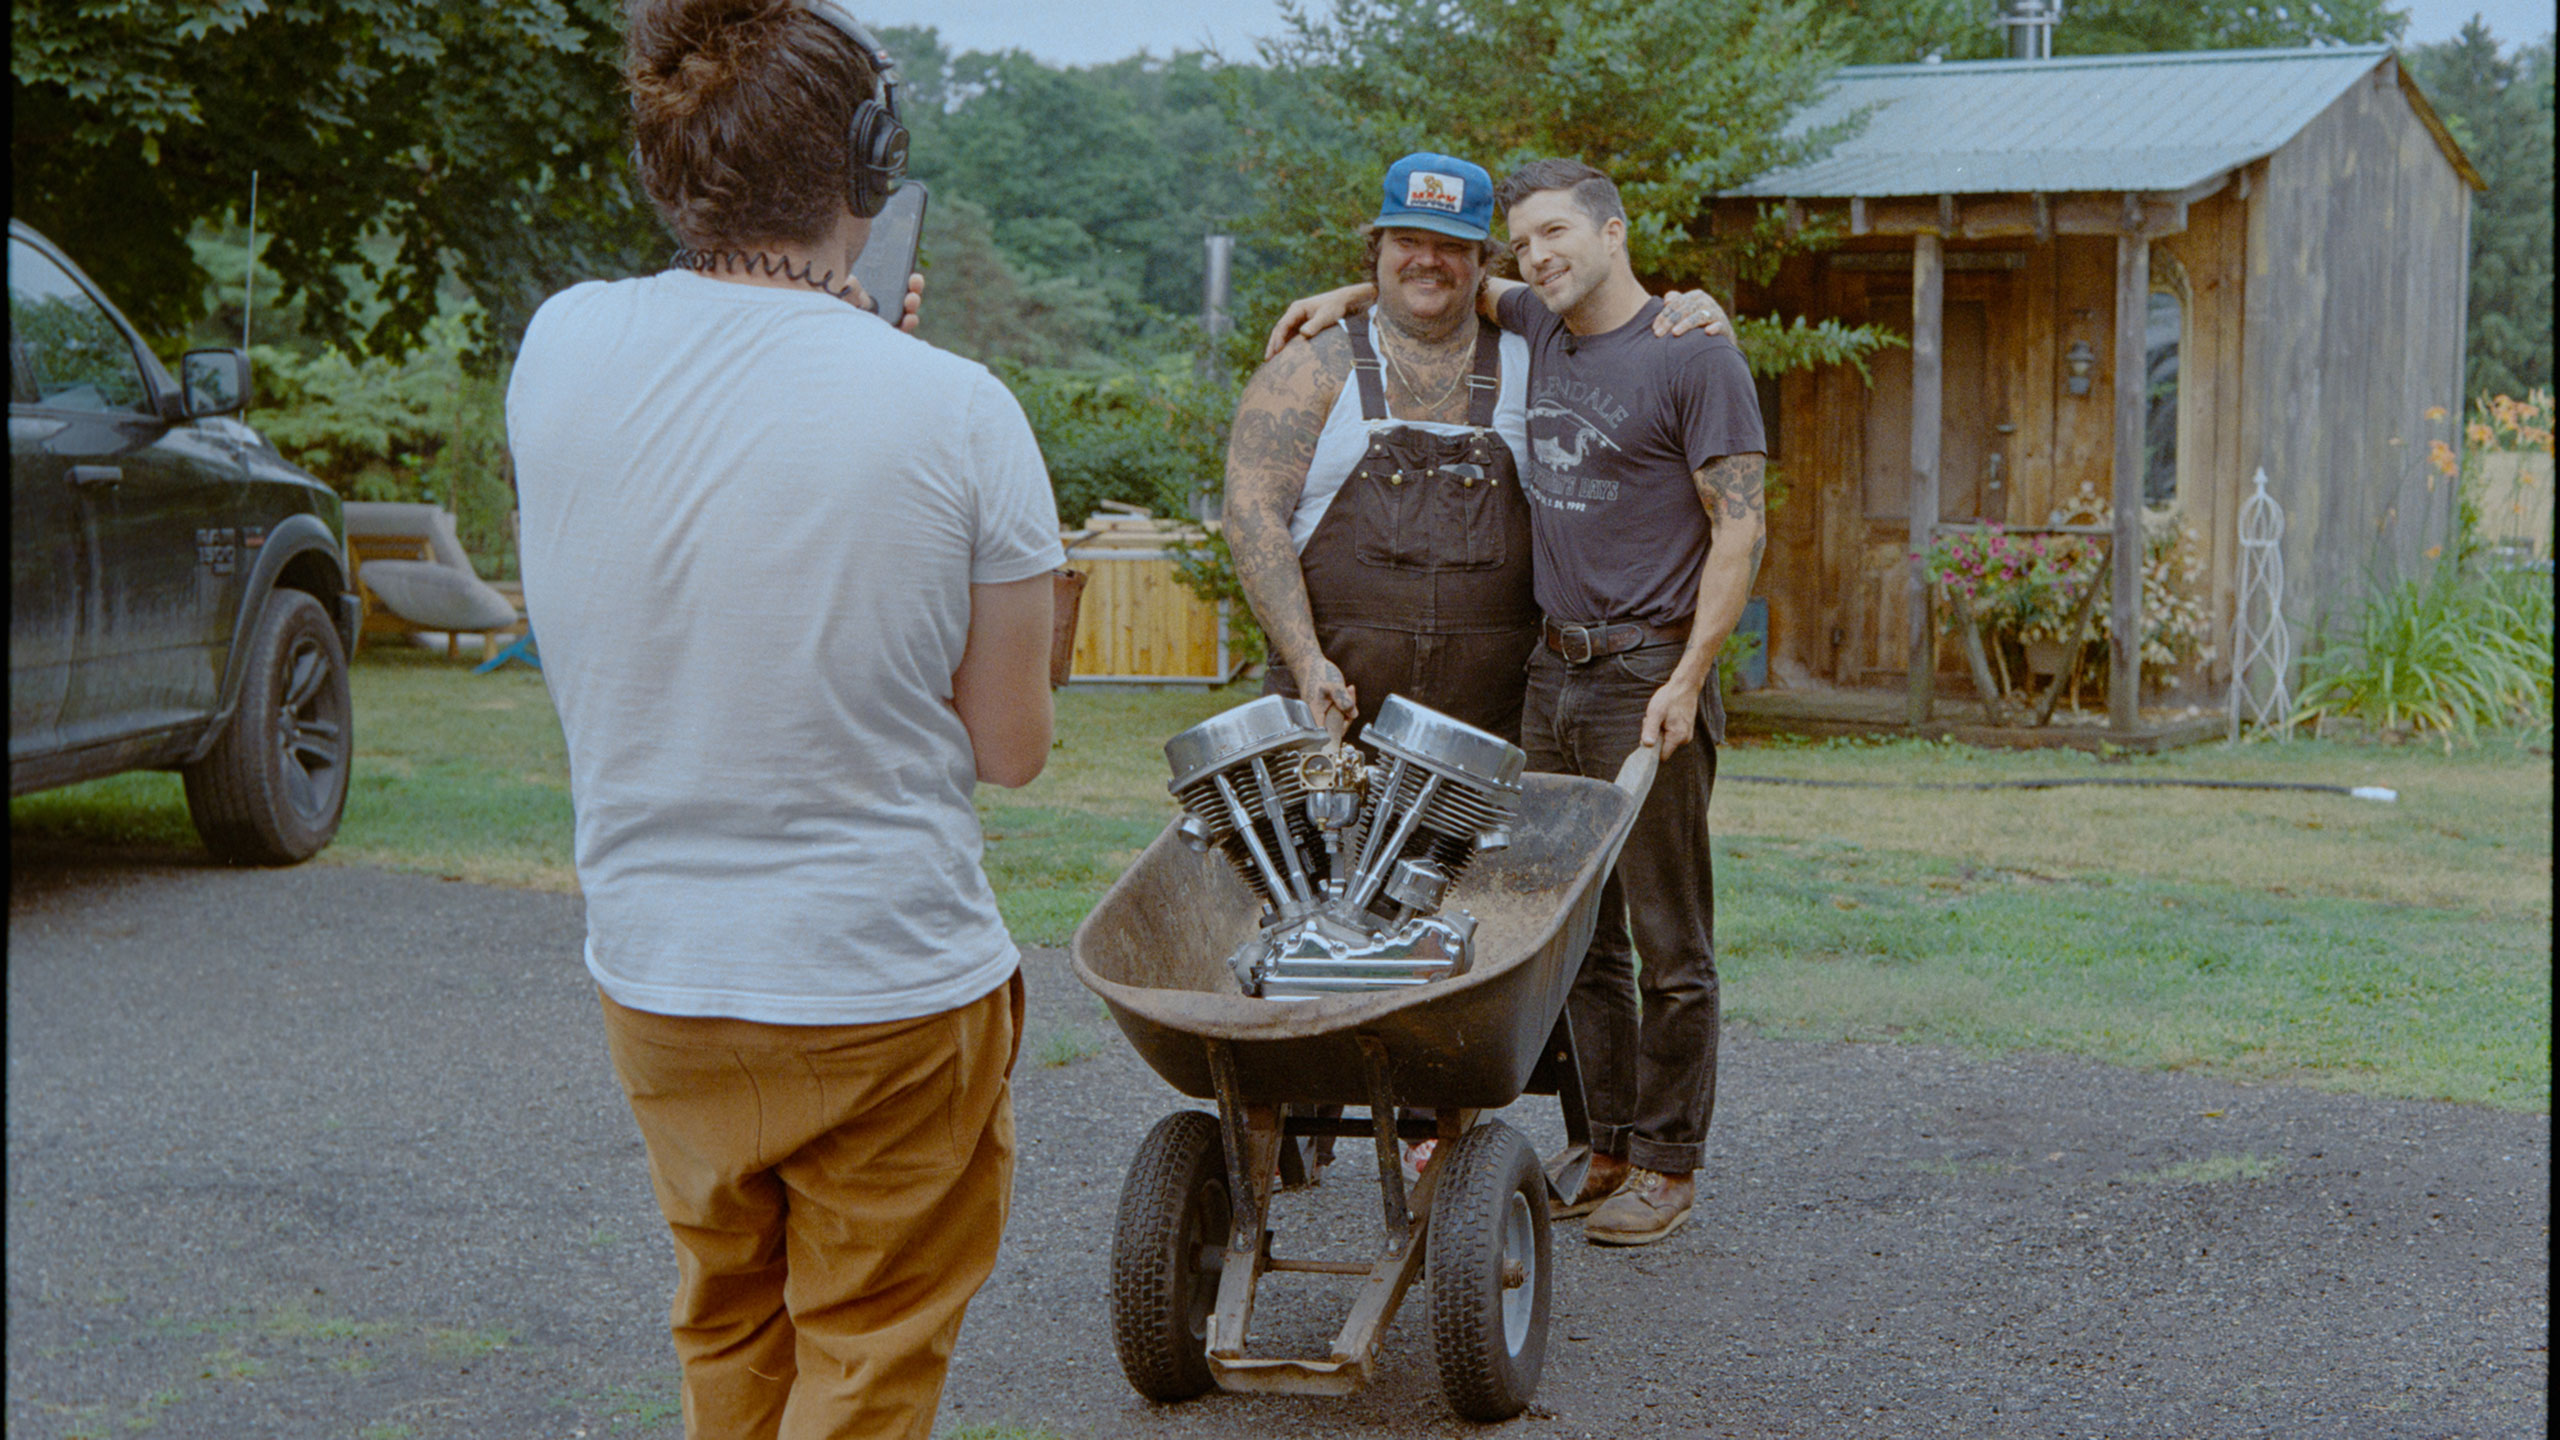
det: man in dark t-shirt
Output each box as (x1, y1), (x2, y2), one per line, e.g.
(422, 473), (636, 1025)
(1491, 158), (1767, 1247)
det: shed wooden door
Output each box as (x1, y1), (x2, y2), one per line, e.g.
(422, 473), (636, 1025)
(1849, 292), (2008, 683)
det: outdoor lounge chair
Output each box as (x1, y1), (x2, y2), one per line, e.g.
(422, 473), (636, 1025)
(342, 501), (525, 661)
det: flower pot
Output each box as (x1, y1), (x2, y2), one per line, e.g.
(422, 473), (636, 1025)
(2021, 638), (2075, 678)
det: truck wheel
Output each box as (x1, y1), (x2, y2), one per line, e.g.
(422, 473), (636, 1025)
(183, 589), (352, 864)
(1110, 1110), (1229, 1402)
(1427, 1119), (1551, 1421)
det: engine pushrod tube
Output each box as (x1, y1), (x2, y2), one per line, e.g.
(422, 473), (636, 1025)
(1212, 771), (1294, 917)
(1248, 754), (1316, 908)
(1346, 755), (1409, 888)
(1346, 772), (1441, 914)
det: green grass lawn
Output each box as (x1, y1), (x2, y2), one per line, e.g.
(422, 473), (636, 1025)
(13, 649), (2548, 1111)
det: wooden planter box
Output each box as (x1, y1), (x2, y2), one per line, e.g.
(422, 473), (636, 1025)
(1061, 511), (1242, 685)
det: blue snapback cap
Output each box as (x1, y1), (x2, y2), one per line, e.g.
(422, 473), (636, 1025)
(1374, 152), (1494, 242)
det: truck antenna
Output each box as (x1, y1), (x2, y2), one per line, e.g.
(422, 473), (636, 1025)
(243, 171), (259, 354)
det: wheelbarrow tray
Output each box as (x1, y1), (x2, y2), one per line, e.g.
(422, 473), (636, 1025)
(1070, 771), (1638, 1113)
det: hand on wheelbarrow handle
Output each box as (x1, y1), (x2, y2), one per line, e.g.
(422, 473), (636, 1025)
(1612, 741), (1659, 807)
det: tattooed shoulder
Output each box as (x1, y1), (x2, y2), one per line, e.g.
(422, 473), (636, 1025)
(1694, 452), (1768, 523)
(1252, 327), (1350, 409)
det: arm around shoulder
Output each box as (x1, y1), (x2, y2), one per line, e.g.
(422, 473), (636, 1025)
(953, 574), (1055, 788)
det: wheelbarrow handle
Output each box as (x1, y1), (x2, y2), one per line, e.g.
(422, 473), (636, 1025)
(1612, 741), (1659, 807)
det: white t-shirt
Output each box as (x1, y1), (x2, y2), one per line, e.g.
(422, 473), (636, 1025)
(507, 272), (1065, 1026)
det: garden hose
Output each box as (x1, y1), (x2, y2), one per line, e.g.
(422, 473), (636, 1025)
(1726, 775), (2399, 801)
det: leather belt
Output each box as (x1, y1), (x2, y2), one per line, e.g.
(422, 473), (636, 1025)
(1542, 615), (1691, 664)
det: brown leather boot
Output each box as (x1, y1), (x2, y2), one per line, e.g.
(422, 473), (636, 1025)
(1545, 1144), (1630, 1219)
(1585, 1167), (1695, 1245)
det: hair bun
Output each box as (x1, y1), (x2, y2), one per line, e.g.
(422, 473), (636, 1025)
(628, 0), (797, 124)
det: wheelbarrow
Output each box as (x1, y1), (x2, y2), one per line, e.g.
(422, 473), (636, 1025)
(1069, 744), (1657, 1421)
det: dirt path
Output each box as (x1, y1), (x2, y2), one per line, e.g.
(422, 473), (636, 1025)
(7, 846), (2546, 1438)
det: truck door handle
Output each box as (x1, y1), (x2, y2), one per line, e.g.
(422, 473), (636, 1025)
(69, 466), (123, 487)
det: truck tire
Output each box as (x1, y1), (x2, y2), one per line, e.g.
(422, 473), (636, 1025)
(183, 589), (352, 864)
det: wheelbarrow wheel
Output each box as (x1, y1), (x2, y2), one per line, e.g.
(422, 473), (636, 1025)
(1109, 1110), (1229, 1402)
(1426, 1120), (1551, 1421)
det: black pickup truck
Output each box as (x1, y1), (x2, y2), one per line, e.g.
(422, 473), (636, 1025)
(10, 219), (360, 863)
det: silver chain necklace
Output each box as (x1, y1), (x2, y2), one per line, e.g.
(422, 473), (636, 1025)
(1372, 318), (1469, 416)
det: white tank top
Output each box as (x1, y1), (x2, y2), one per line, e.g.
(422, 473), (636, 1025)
(1289, 324), (1532, 552)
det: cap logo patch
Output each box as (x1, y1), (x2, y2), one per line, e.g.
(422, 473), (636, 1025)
(1404, 171), (1465, 214)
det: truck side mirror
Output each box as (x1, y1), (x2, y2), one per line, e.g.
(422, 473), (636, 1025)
(180, 349), (250, 418)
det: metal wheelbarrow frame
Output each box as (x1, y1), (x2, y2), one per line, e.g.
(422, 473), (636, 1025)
(1070, 747), (1657, 1420)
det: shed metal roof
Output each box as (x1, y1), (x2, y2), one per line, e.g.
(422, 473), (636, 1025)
(1728, 46), (2470, 198)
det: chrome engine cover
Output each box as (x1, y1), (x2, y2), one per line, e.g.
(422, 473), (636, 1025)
(1161, 693), (1525, 999)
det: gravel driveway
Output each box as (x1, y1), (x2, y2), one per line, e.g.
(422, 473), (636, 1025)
(7, 842), (2546, 1439)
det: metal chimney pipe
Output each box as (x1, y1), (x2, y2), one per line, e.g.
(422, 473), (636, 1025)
(1999, 0), (2058, 60)
(1201, 234), (1235, 342)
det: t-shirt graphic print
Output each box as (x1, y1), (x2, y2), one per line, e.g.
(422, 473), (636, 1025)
(1498, 288), (1766, 629)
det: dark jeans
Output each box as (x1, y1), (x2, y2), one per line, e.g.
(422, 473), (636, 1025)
(1521, 643), (1720, 1174)
(1264, 621), (1540, 745)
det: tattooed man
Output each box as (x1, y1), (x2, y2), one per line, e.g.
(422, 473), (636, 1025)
(1273, 158), (1766, 1246)
(1229, 153), (1721, 746)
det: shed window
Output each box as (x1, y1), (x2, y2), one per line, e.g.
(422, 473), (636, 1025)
(2143, 290), (2181, 506)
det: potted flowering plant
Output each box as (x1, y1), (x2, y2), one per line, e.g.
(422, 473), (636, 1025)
(2045, 484), (2219, 694)
(1919, 525), (2104, 697)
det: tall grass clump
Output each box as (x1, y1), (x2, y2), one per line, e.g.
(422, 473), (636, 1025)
(2293, 560), (2554, 747)
(2294, 390), (2555, 748)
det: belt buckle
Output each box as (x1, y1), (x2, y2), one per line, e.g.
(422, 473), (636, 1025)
(1557, 624), (1596, 665)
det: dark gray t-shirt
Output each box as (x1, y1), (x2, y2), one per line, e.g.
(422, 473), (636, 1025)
(1496, 289), (1766, 627)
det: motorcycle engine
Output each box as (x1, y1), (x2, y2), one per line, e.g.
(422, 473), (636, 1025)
(1163, 694), (1525, 1000)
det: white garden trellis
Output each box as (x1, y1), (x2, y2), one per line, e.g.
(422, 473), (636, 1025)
(2227, 467), (2293, 740)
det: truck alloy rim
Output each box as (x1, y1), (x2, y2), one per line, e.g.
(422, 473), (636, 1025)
(273, 635), (345, 820)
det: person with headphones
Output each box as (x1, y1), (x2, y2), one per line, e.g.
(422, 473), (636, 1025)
(506, 2), (1060, 1434)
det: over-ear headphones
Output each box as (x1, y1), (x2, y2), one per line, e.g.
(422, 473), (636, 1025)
(802, 1), (908, 218)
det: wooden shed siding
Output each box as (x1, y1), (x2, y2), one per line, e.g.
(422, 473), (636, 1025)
(2243, 62), (2471, 639)
(2051, 236), (2122, 517)
(2156, 186), (2252, 689)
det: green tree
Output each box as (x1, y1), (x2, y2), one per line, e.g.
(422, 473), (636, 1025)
(911, 192), (1120, 366)
(2406, 21), (2555, 402)
(882, 28), (1266, 360)
(1230, 0), (1888, 377)
(11, 0), (657, 364)
(1822, 0), (2404, 65)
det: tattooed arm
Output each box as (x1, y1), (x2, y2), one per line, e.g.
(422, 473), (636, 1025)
(1644, 451), (1768, 755)
(1225, 329), (1359, 734)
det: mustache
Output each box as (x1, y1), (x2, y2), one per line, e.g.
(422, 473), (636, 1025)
(1395, 263), (1462, 284)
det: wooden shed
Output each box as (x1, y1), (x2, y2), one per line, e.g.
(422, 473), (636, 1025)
(1714, 45), (2484, 730)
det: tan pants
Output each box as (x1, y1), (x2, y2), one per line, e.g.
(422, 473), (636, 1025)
(599, 973), (1023, 1440)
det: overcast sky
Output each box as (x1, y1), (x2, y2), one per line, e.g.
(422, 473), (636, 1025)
(858, 1), (2554, 69)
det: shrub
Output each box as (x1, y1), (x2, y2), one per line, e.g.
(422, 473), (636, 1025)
(247, 313), (517, 578)
(1004, 355), (1231, 532)
(2292, 559), (2554, 748)
(1007, 354), (1267, 661)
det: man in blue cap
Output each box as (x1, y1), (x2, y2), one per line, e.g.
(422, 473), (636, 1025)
(1224, 152), (1541, 749)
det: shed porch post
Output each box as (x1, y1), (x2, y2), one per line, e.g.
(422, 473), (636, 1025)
(1907, 232), (1944, 727)
(2109, 230), (2148, 733)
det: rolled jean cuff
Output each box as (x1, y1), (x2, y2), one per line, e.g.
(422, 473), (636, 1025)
(1588, 1121), (1633, 1159)
(1628, 1137), (1705, 1175)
